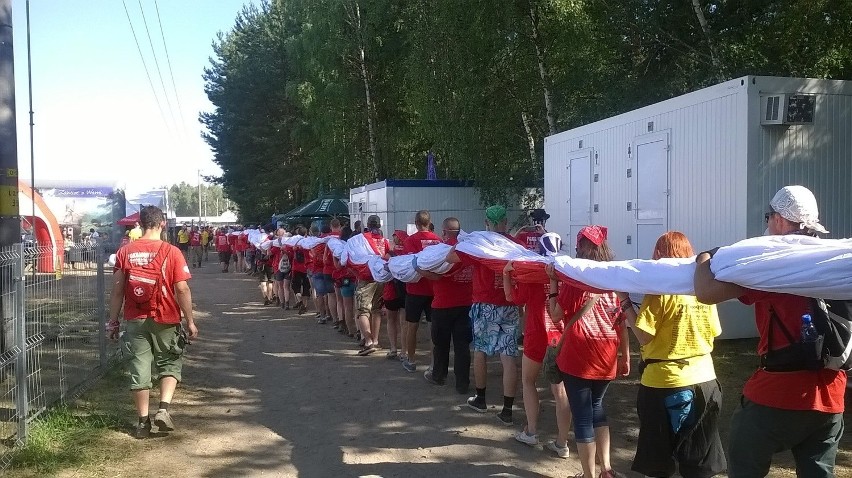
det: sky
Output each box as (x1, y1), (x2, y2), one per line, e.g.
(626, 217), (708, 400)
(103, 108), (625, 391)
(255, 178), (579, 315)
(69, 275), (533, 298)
(11, 0), (254, 196)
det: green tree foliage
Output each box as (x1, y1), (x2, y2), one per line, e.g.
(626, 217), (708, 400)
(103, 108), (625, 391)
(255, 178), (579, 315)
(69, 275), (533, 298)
(201, 0), (852, 218)
(167, 182), (229, 218)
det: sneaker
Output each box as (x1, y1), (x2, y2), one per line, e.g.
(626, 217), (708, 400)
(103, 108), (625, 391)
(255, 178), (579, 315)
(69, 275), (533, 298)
(153, 409), (175, 432)
(514, 430), (539, 446)
(545, 440), (570, 459)
(466, 396), (487, 413)
(134, 419), (152, 439)
(496, 409), (513, 426)
(424, 370), (445, 385)
(402, 359), (417, 373)
(385, 350), (398, 360)
(264, 299), (271, 306)
(357, 344), (377, 356)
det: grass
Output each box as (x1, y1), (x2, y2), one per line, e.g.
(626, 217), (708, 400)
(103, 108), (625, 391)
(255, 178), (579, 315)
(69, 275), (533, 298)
(5, 368), (134, 478)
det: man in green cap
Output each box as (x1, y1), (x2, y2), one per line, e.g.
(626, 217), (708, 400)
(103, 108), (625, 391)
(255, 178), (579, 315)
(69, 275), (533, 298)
(460, 205), (523, 425)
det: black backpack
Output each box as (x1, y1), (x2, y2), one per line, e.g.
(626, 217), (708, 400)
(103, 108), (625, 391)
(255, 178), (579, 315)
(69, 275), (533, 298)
(294, 247), (305, 263)
(761, 298), (852, 372)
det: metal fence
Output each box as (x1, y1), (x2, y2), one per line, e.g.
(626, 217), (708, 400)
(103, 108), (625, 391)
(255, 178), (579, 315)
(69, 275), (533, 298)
(0, 242), (119, 467)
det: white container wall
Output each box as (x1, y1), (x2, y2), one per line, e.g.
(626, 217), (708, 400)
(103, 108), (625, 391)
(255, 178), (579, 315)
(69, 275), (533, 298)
(349, 180), (527, 237)
(545, 76), (852, 339)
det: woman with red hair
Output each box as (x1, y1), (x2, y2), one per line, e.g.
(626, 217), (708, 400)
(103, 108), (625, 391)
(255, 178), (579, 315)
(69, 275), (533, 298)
(627, 231), (726, 478)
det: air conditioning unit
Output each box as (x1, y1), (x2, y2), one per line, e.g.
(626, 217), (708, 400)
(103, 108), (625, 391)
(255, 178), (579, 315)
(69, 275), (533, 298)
(761, 94), (816, 126)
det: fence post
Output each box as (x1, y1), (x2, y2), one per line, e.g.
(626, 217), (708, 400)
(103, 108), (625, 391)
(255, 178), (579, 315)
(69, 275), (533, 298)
(96, 246), (107, 369)
(14, 243), (28, 443)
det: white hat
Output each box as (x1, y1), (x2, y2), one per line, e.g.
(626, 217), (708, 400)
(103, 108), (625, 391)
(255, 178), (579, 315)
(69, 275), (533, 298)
(769, 185), (828, 234)
(539, 232), (562, 256)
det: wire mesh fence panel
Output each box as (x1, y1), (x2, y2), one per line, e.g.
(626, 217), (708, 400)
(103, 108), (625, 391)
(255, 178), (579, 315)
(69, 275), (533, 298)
(0, 241), (116, 469)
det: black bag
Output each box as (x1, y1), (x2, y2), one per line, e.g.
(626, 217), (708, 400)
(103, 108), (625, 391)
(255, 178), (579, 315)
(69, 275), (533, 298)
(294, 248), (305, 263)
(760, 299), (852, 372)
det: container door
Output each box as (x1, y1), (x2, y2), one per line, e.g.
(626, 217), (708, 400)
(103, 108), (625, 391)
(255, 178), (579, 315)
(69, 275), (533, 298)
(634, 132), (669, 257)
(569, 149), (594, 225)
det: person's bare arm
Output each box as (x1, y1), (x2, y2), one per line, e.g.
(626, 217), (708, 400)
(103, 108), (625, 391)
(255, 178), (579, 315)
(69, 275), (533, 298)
(545, 264), (564, 323)
(174, 281), (198, 339)
(107, 270), (125, 339)
(417, 268), (443, 281)
(502, 262), (516, 303)
(617, 326), (631, 377)
(615, 293), (653, 345)
(694, 252), (744, 304)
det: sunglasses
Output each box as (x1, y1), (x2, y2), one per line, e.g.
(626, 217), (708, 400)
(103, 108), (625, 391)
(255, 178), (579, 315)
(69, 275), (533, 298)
(764, 211), (778, 223)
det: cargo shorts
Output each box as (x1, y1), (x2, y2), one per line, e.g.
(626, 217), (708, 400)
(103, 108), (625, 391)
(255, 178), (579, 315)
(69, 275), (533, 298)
(123, 318), (186, 390)
(355, 281), (384, 316)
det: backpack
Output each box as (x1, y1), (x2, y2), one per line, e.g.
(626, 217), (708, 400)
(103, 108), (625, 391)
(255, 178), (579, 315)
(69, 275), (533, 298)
(761, 298), (852, 372)
(294, 247), (305, 264)
(126, 243), (169, 320)
(278, 252), (291, 274)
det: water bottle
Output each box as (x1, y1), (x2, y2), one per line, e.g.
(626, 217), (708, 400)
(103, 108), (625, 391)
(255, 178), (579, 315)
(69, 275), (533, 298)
(801, 314), (819, 343)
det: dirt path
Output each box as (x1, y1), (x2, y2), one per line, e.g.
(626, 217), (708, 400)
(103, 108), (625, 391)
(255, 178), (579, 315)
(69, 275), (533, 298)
(54, 259), (850, 478)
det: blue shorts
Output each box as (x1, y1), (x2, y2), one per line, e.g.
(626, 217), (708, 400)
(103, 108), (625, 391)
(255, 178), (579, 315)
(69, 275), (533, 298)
(470, 303), (520, 357)
(340, 279), (356, 298)
(313, 273), (333, 295)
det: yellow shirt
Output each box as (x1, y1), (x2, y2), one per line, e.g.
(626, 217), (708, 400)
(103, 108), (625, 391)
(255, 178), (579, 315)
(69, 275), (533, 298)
(177, 230), (189, 244)
(201, 230), (210, 245)
(128, 227), (142, 241)
(635, 294), (721, 388)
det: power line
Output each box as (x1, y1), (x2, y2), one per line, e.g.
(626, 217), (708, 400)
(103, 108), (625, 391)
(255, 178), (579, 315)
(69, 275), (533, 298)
(137, 0), (178, 136)
(121, 0), (173, 137)
(154, 0), (186, 137)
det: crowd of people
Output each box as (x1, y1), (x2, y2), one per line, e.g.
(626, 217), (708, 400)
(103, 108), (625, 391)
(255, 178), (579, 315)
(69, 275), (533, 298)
(126, 184), (844, 478)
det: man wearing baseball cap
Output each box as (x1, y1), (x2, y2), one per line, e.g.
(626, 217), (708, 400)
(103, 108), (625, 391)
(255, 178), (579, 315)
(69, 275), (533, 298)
(695, 185), (843, 477)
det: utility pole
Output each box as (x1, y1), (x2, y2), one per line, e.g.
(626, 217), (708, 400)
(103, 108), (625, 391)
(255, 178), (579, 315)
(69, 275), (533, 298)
(0, 0), (21, 247)
(0, 0), (20, 357)
(197, 169), (202, 224)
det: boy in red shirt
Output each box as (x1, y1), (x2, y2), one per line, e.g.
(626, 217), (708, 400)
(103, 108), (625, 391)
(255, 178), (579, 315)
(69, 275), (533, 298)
(401, 210), (442, 373)
(215, 228), (232, 272)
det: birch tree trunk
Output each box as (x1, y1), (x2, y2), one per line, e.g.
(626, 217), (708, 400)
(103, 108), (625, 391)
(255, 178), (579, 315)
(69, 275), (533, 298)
(346, 0), (381, 181)
(690, 0), (723, 80)
(521, 112), (537, 166)
(527, 1), (556, 135)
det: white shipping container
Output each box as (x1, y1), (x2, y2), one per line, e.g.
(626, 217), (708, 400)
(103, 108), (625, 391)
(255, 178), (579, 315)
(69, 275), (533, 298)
(349, 180), (528, 237)
(544, 76), (852, 338)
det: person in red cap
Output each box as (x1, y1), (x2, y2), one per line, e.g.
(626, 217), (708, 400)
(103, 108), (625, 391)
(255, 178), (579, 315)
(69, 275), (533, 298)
(546, 224), (631, 478)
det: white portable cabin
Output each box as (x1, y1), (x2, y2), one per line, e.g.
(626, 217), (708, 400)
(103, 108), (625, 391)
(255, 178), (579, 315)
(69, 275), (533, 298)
(544, 76), (852, 338)
(349, 179), (526, 237)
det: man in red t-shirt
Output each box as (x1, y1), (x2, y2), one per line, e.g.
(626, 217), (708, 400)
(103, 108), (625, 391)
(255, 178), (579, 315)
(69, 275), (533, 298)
(401, 210), (442, 373)
(107, 206), (198, 439)
(695, 185), (844, 477)
(189, 226), (202, 268)
(311, 225), (332, 323)
(353, 215), (390, 356)
(215, 228), (232, 272)
(514, 209), (550, 254)
(235, 228), (249, 273)
(322, 219), (343, 326)
(416, 217), (473, 393)
(459, 205), (521, 425)
(290, 226), (311, 314)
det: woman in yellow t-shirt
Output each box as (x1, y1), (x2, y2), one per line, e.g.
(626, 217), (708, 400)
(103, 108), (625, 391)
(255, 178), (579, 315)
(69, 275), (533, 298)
(624, 231), (727, 478)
